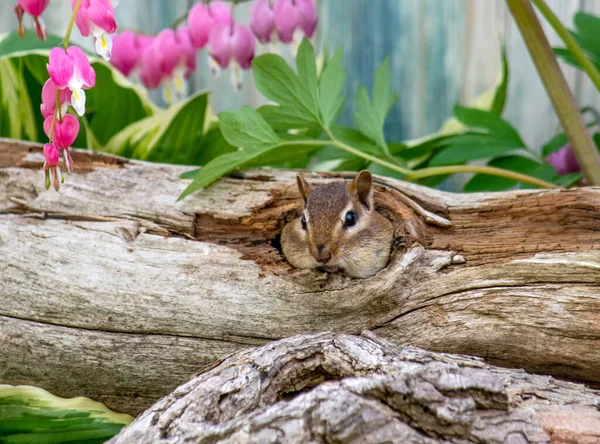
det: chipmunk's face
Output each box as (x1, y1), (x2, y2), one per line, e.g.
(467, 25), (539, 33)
(295, 171), (386, 273)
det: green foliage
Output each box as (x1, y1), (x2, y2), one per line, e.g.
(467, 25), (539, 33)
(181, 38), (570, 199)
(353, 57), (397, 150)
(0, 32), (222, 167)
(0, 385), (132, 444)
(554, 12), (600, 71)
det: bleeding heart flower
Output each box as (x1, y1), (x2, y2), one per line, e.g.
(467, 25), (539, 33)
(43, 142), (62, 191)
(110, 31), (140, 77)
(209, 23), (256, 89)
(546, 144), (581, 175)
(72, 0), (117, 61)
(15, 0), (50, 41)
(40, 78), (72, 119)
(47, 46), (96, 116)
(139, 42), (163, 90)
(273, 0), (317, 44)
(44, 114), (80, 149)
(187, 1), (231, 50)
(250, 0), (276, 44)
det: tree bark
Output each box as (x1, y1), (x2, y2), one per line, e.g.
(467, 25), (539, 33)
(1, 138), (600, 416)
(109, 332), (600, 444)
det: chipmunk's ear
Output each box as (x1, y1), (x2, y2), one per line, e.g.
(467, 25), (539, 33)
(348, 170), (373, 210)
(296, 174), (311, 204)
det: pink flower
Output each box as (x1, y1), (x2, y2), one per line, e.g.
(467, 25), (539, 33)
(546, 145), (580, 175)
(139, 43), (163, 89)
(110, 31), (140, 77)
(209, 23), (256, 70)
(250, 0), (276, 43)
(15, 0), (50, 41)
(43, 142), (62, 191)
(273, 0), (317, 43)
(47, 46), (96, 116)
(43, 114), (80, 149)
(40, 78), (72, 119)
(187, 1), (231, 50)
(155, 29), (184, 77)
(72, 0), (117, 61)
(209, 23), (256, 89)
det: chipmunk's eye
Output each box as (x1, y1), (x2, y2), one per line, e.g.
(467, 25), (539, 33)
(301, 215), (307, 231)
(343, 211), (357, 228)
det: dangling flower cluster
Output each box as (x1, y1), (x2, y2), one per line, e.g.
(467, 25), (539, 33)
(109, 0), (317, 101)
(14, 0), (117, 190)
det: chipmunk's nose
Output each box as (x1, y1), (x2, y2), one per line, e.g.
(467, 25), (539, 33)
(315, 244), (331, 263)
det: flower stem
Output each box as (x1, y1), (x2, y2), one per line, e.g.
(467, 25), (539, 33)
(506, 0), (600, 185)
(64, 0), (82, 49)
(324, 128), (557, 189)
(532, 0), (600, 93)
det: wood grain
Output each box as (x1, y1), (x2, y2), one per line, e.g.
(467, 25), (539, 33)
(1, 139), (600, 416)
(109, 332), (600, 443)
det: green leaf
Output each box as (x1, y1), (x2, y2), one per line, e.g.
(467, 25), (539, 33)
(453, 105), (524, 146)
(490, 45), (509, 115)
(0, 58), (37, 141)
(257, 104), (321, 131)
(318, 48), (346, 126)
(0, 32), (63, 58)
(372, 57), (397, 121)
(429, 134), (524, 166)
(103, 91), (210, 165)
(0, 384), (132, 444)
(219, 106), (281, 149)
(252, 44), (321, 127)
(439, 46), (509, 134)
(178, 107), (326, 200)
(555, 172), (583, 187)
(542, 132), (568, 157)
(352, 57), (397, 150)
(464, 156), (557, 192)
(296, 39), (319, 116)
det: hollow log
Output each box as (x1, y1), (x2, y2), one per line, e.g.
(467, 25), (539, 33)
(1, 138), (600, 416)
(109, 332), (600, 444)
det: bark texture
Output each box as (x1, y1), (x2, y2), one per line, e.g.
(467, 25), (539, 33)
(1, 139), (600, 415)
(109, 332), (600, 444)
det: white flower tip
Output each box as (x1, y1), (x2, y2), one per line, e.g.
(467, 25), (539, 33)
(95, 34), (113, 62)
(71, 87), (86, 116)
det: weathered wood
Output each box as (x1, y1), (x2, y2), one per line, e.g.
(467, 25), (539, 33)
(109, 332), (600, 444)
(1, 139), (600, 416)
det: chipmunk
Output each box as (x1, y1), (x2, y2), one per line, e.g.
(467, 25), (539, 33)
(281, 170), (394, 278)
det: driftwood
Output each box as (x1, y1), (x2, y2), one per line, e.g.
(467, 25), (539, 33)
(1, 138), (600, 416)
(109, 332), (600, 444)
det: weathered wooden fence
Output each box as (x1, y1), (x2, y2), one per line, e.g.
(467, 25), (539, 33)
(1, 0), (599, 148)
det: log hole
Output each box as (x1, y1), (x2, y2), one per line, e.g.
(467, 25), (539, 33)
(195, 191), (411, 276)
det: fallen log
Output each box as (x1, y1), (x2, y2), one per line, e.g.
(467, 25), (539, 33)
(1, 138), (600, 415)
(109, 332), (600, 444)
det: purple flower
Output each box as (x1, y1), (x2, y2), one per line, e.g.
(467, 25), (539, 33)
(546, 144), (580, 175)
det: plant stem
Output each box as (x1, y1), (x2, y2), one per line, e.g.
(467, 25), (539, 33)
(506, 0), (600, 185)
(64, 0), (82, 49)
(405, 165), (556, 188)
(532, 0), (600, 92)
(324, 129), (557, 189)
